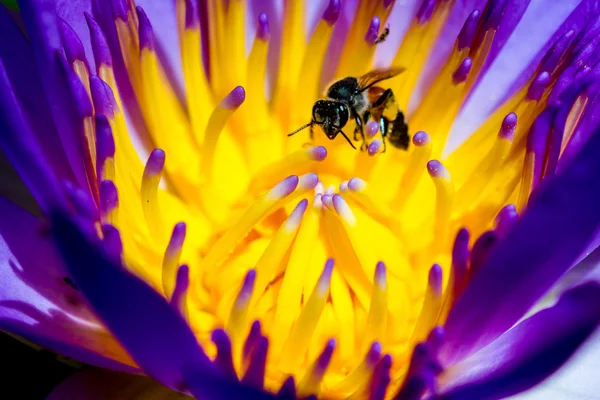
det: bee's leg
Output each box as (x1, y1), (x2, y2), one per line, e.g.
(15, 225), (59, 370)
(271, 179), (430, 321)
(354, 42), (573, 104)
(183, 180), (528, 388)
(353, 113), (367, 151)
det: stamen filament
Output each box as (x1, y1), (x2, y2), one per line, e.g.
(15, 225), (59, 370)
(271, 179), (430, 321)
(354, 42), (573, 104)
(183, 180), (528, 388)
(297, 339), (336, 397)
(362, 262), (388, 352)
(392, 131), (432, 209)
(411, 264), (442, 342)
(141, 149), (165, 238)
(200, 86), (246, 182)
(227, 269), (256, 362)
(170, 264), (190, 319)
(163, 222), (186, 298)
(427, 160), (455, 249)
(279, 260), (334, 372)
(250, 199), (309, 311)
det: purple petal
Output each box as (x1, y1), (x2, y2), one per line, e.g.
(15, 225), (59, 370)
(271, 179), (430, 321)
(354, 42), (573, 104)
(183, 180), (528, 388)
(135, 1), (185, 103)
(0, 198), (135, 372)
(441, 122), (600, 365)
(18, 0), (93, 190)
(0, 6), (74, 185)
(49, 211), (215, 390)
(454, 0), (584, 143)
(438, 282), (600, 399)
(0, 57), (66, 211)
(56, 0), (94, 71)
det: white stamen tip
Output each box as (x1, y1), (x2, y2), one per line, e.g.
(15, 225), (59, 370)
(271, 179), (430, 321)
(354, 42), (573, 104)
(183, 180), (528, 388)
(348, 177), (367, 192)
(339, 181), (349, 192)
(284, 199), (309, 231)
(298, 173), (319, 190)
(314, 181), (325, 195)
(321, 194), (333, 210)
(332, 194), (356, 225)
(266, 175), (299, 200)
(318, 259), (334, 294)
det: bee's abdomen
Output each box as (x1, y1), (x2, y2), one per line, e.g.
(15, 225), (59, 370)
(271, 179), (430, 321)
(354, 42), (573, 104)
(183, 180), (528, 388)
(387, 111), (410, 150)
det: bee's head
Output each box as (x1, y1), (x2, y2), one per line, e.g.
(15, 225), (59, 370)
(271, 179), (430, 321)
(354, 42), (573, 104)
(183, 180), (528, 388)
(312, 100), (349, 139)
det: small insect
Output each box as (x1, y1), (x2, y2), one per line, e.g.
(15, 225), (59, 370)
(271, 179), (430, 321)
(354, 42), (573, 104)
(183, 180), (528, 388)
(375, 25), (390, 44)
(288, 67), (410, 151)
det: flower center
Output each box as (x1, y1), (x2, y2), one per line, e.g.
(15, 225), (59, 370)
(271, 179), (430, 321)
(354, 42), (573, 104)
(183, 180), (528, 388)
(61, 0), (592, 397)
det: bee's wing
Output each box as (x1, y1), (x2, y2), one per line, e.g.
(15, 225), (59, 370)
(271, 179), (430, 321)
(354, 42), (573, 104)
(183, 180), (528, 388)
(357, 67), (406, 91)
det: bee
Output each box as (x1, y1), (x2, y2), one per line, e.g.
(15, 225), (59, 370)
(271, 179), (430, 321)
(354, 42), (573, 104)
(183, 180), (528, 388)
(288, 67), (410, 151)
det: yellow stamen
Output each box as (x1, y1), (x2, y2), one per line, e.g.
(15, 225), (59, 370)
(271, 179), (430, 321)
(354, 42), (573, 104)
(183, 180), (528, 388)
(202, 174), (318, 286)
(141, 149), (165, 239)
(227, 269), (256, 362)
(250, 199), (309, 311)
(297, 339), (336, 397)
(518, 151), (535, 211)
(411, 264), (442, 342)
(162, 222), (186, 298)
(392, 131), (432, 209)
(427, 160), (455, 249)
(200, 86), (246, 182)
(279, 260), (334, 372)
(362, 262), (388, 351)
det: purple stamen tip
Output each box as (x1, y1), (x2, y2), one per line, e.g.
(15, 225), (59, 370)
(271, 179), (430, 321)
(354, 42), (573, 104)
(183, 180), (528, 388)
(368, 139), (383, 156)
(85, 13), (113, 67)
(91, 76), (115, 119)
(540, 29), (575, 73)
(146, 149), (166, 176)
(499, 112), (517, 140)
(222, 86), (246, 109)
(96, 116), (115, 161)
(427, 160), (444, 177)
(366, 121), (379, 138)
(457, 9), (481, 51)
(317, 339), (336, 368)
(482, 0), (508, 31)
(59, 19), (86, 64)
(136, 7), (155, 51)
(170, 222), (187, 248)
(323, 258), (335, 276)
(321, 194), (333, 209)
(384, 0), (394, 8)
(452, 58), (472, 84)
(64, 181), (98, 220)
(298, 172), (319, 190)
(112, 0), (129, 20)
(322, 0), (341, 26)
(100, 180), (119, 212)
(427, 326), (444, 351)
(309, 146), (328, 161)
(417, 0), (436, 25)
(257, 13), (269, 41)
(494, 204), (518, 237)
(365, 17), (381, 45)
(413, 131), (430, 146)
(102, 224), (123, 260)
(527, 71), (551, 101)
(185, 0), (199, 29)
(243, 269), (257, 290)
(174, 264), (190, 291)
(375, 261), (386, 285)
(428, 264), (443, 295)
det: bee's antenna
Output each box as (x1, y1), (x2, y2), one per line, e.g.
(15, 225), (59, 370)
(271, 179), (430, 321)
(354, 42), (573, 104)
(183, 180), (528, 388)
(288, 122), (313, 137)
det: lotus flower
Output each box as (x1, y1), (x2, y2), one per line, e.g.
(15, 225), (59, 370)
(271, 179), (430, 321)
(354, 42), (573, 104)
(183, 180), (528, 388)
(2, 0), (600, 398)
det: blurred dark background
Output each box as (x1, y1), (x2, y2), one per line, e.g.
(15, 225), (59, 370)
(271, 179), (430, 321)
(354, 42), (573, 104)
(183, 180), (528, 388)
(0, 331), (76, 399)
